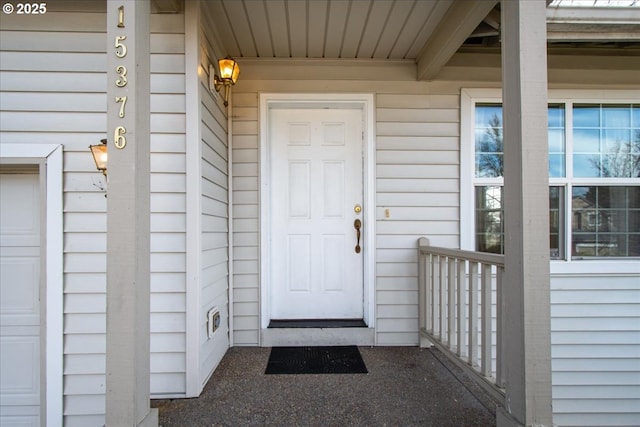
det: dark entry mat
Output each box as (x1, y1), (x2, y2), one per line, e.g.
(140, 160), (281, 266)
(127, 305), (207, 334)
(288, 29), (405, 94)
(265, 346), (368, 374)
(268, 319), (367, 328)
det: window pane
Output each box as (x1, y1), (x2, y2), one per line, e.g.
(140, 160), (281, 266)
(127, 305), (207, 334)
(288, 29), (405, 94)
(474, 104), (566, 178)
(475, 186), (504, 254)
(475, 104), (503, 127)
(549, 129), (565, 152)
(549, 154), (565, 178)
(573, 104), (600, 127)
(573, 129), (600, 153)
(603, 105), (630, 127)
(573, 154), (600, 177)
(548, 104), (566, 177)
(475, 185), (565, 259)
(573, 104), (640, 178)
(475, 104), (503, 177)
(549, 104), (565, 128)
(549, 186), (564, 260)
(572, 186), (640, 258)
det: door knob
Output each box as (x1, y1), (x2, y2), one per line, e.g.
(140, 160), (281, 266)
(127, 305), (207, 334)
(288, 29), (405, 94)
(354, 219), (362, 254)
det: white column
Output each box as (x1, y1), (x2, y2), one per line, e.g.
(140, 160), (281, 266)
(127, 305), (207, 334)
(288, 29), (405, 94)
(499, 1), (553, 426)
(105, 1), (157, 425)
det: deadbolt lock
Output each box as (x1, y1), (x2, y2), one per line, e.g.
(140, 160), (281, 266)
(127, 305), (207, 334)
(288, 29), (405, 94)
(354, 204), (362, 214)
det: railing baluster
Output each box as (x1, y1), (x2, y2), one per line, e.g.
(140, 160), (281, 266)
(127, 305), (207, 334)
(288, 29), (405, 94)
(496, 265), (505, 387)
(457, 258), (466, 358)
(481, 263), (492, 378)
(431, 255), (437, 338)
(448, 257), (456, 349)
(439, 256), (447, 342)
(469, 262), (478, 368)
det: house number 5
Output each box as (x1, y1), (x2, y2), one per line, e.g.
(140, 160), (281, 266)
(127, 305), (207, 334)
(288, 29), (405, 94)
(115, 36), (127, 58)
(114, 126), (127, 149)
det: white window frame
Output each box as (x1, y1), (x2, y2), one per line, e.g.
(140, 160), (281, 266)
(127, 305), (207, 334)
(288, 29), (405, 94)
(461, 88), (640, 262)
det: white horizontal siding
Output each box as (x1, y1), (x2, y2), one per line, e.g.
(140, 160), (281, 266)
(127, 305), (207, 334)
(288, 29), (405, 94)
(148, 12), (187, 400)
(375, 92), (460, 346)
(230, 92), (259, 346)
(550, 270), (640, 427)
(0, 10), (187, 424)
(197, 3), (230, 390)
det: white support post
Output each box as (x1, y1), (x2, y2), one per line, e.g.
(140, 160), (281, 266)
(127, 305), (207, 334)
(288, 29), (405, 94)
(499, 1), (553, 426)
(105, 1), (157, 425)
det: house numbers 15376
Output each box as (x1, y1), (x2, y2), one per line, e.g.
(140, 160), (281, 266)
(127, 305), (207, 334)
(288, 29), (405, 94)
(112, 5), (128, 150)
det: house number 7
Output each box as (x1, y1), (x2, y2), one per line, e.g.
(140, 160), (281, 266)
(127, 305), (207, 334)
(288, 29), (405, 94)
(115, 96), (127, 118)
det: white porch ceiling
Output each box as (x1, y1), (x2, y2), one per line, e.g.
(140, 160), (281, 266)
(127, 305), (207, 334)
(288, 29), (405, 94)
(201, 0), (639, 81)
(205, 0), (472, 60)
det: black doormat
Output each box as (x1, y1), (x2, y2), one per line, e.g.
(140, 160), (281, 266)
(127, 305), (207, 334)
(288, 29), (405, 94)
(265, 346), (368, 374)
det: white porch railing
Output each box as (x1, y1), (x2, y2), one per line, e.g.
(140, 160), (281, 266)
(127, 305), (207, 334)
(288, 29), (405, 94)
(418, 237), (506, 402)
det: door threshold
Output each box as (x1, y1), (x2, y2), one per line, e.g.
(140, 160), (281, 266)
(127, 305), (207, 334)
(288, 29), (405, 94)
(261, 326), (374, 347)
(268, 319), (367, 328)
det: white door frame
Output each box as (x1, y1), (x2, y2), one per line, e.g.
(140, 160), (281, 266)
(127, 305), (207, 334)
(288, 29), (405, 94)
(259, 93), (376, 331)
(0, 144), (63, 427)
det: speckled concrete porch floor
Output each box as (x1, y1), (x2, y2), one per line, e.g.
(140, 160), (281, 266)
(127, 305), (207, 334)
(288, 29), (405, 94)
(153, 346), (499, 427)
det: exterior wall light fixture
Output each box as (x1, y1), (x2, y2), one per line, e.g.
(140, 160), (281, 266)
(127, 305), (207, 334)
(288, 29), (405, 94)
(210, 56), (240, 107)
(89, 138), (108, 176)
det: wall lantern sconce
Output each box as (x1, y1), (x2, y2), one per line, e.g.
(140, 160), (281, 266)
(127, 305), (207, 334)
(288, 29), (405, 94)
(89, 138), (108, 176)
(209, 56), (240, 107)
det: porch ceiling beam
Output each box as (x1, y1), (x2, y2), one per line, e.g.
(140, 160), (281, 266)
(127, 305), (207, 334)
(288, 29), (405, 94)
(547, 5), (640, 40)
(416, 0), (497, 81)
(546, 6), (640, 24)
(547, 24), (640, 41)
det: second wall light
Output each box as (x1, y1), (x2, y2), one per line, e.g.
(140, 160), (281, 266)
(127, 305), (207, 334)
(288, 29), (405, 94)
(210, 56), (240, 107)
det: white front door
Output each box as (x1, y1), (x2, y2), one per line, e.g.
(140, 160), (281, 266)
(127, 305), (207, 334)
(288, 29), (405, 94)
(269, 108), (364, 319)
(0, 172), (42, 427)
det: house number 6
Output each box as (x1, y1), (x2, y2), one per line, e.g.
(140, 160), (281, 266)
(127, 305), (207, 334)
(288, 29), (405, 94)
(114, 126), (127, 149)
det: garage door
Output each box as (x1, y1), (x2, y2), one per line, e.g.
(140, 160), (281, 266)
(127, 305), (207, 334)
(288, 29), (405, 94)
(0, 172), (42, 426)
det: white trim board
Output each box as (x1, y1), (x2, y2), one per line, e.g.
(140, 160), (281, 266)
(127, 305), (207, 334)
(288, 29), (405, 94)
(258, 93), (377, 337)
(0, 143), (63, 427)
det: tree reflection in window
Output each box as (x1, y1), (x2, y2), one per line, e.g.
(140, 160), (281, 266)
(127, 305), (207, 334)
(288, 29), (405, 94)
(574, 104), (640, 178)
(475, 104), (503, 177)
